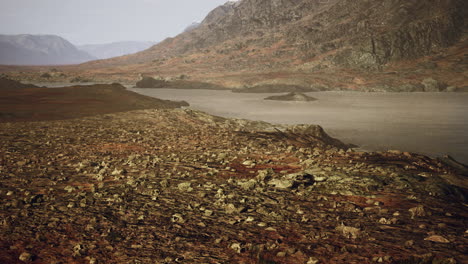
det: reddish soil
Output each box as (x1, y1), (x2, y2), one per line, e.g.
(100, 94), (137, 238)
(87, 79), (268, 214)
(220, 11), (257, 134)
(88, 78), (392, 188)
(0, 80), (187, 122)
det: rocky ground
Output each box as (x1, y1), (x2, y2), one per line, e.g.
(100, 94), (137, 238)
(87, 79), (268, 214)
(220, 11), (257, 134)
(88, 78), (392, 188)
(0, 108), (467, 264)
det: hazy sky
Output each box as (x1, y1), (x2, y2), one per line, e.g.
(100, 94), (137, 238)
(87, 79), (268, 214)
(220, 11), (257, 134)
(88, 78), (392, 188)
(0, 0), (229, 45)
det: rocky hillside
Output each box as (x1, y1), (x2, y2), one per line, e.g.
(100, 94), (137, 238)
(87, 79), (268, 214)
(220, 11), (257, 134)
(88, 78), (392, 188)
(0, 34), (96, 65)
(135, 0), (467, 66)
(0, 106), (467, 263)
(3, 0), (468, 90)
(78, 41), (156, 60)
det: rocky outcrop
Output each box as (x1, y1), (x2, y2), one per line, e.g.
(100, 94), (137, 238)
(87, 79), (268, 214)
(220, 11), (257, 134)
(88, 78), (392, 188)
(421, 78), (448, 92)
(264, 92), (317, 101)
(135, 76), (169, 88)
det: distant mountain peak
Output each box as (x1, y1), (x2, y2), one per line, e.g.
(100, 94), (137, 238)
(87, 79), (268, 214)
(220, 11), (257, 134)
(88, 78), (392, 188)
(0, 34), (95, 65)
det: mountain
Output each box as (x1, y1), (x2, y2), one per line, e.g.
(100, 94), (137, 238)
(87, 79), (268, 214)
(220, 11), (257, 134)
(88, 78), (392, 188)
(5, 0), (468, 90)
(0, 34), (96, 65)
(78, 41), (156, 60)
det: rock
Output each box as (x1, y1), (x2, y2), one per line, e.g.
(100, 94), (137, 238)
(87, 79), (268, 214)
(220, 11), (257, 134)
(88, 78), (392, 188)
(111, 168), (124, 176)
(237, 179), (257, 190)
(405, 240), (414, 247)
(424, 235), (450, 243)
(204, 210), (214, 217)
(409, 205), (426, 219)
(313, 175), (327, 182)
(242, 160), (254, 166)
(171, 213), (185, 224)
(268, 178), (294, 189)
(177, 182), (193, 192)
(256, 169), (273, 183)
(85, 257), (97, 264)
(268, 171), (314, 189)
(336, 223), (361, 239)
(446, 86), (458, 92)
(19, 252), (34, 262)
(73, 244), (86, 257)
(264, 92), (317, 102)
(421, 78), (446, 92)
(224, 203), (238, 214)
(307, 257), (320, 264)
(230, 242), (245, 253)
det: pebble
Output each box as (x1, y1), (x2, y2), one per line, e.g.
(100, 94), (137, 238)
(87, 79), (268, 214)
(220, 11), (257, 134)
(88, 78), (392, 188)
(307, 257), (319, 264)
(424, 235), (450, 243)
(19, 252), (33, 262)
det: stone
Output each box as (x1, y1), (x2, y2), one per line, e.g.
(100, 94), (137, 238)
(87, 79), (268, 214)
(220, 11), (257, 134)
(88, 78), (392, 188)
(237, 179), (257, 190)
(177, 182), (193, 192)
(405, 240), (414, 247)
(409, 205), (426, 219)
(267, 171), (314, 189)
(242, 160), (254, 166)
(268, 178), (294, 189)
(264, 92), (317, 102)
(171, 213), (185, 224)
(421, 78), (445, 92)
(313, 175), (327, 182)
(256, 169), (273, 183)
(336, 223), (360, 239)
(225, 203), (237, 214)
(424, 235), (450, 243)
(204, 210), (214, 217)
(19, 252), (34, 262)
(230, 243), (245, 253)
(446, 86), (457, 92)
(111, 168), (124, 176)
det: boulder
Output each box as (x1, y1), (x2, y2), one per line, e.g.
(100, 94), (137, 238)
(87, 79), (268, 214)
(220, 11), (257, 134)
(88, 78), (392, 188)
(421, 78), (446, 92)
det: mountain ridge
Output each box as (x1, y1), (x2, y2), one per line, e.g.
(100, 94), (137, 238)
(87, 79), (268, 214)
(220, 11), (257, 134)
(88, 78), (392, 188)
(3, 0), (468, 90)
(0, 34), (96, 65)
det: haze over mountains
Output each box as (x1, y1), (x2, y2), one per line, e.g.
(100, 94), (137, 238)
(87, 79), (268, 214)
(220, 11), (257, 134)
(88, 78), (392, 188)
(0, 34), (156, 65)
(78, 41), (156, 60)
(0, 34), (95, 65)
